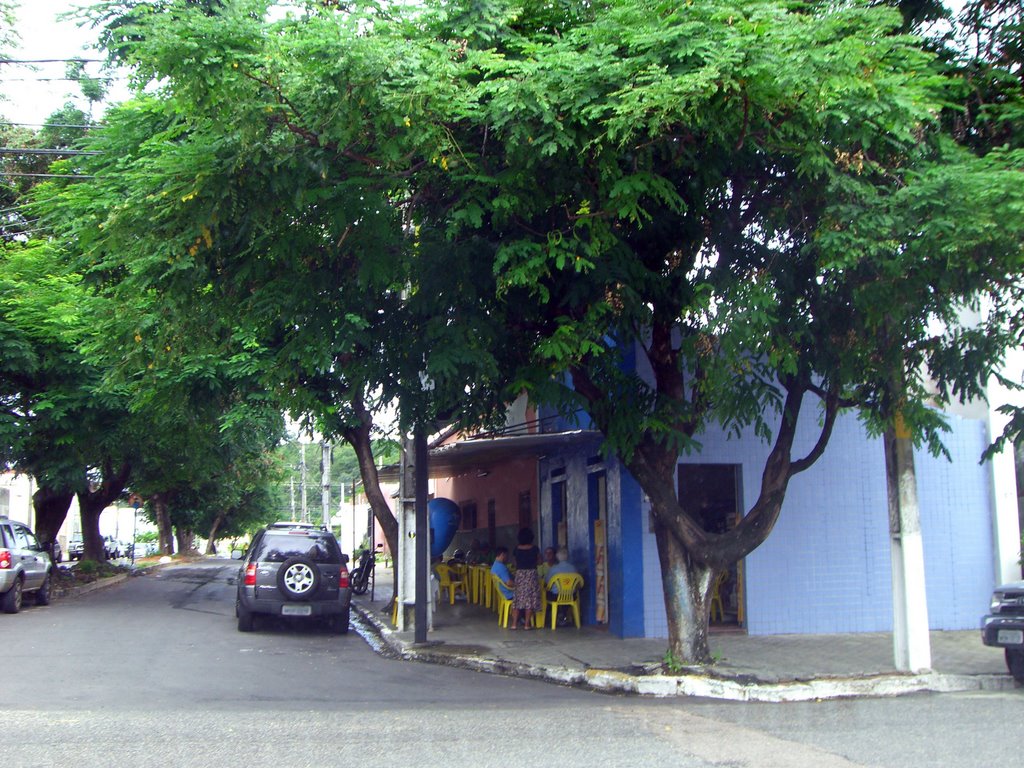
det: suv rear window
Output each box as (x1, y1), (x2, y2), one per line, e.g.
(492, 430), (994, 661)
(255, 532), (340, 564)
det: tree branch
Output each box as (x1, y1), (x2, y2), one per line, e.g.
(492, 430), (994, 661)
(790, 383), (841, 474)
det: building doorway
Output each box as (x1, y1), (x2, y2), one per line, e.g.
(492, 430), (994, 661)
(587, 467), (608, 625)
(677, 463), (745, 628)
(550, 471), (567, 550)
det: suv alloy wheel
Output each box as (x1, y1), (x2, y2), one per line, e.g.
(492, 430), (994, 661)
(278, 556), (320, 599)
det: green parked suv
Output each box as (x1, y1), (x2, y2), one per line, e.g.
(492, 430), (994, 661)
(233, 522), (351, 633)
(0, 517), (53, 613)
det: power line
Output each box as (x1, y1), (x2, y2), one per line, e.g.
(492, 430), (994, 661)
(0, 58), (106, 65)
(0, 148), (102, 156)
(0, 76), (118, 83)
(0, 172), (94, 179)
(1, 122), (98, 129)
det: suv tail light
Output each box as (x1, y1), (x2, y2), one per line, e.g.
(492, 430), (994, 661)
(244, 563), (257, 586)
(339, 565), (350, 589)
(0, 549), (10, 570)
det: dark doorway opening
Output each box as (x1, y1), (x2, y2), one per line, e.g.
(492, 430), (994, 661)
(677, 463), (745, 629)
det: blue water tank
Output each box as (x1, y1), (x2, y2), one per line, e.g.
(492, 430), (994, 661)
(429, 498), (460, 557)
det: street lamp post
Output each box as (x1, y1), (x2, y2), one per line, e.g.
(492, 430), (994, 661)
(129, 495), (143, 566)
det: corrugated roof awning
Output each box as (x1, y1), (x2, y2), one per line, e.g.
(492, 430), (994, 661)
(376, 430), (603, 482)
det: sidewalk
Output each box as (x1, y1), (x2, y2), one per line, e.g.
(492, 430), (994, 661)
(352, 567), (1018, 702)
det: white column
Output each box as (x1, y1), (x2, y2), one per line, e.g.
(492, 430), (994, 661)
(987, 439), (1022, 585)
(987, 351), (1024, 585)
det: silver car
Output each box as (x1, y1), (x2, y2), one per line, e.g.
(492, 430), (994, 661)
(0, 517), (53, 613)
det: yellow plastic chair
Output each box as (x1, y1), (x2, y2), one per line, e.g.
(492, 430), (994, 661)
(486, 567), (497, 611)
(450, 563), (470, 600)
(468, 565), (483, 606)
(435, 564), (466, 605)
(709, 571), (727, 623)
(546, 573), (583, 629)
(532, 584), (548, 628)
(491, 572), (514, 627)
(470, 565), (487, 605)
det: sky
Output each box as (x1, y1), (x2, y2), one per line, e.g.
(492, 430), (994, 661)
(3, 1), (131, 126)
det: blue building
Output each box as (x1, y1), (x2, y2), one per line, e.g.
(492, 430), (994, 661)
(531, 400), (1016, 640)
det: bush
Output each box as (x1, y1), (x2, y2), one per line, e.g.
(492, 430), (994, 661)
(73, 559), (126, 582)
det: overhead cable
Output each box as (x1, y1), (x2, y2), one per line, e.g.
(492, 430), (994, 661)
(0, 122), (96, 129)
(0, 148), (102, 156)
(0, 76), (117, 83)
(1, 172), (94, 179)
(0, 58), (106, 64)
(1, 121), (97, 129)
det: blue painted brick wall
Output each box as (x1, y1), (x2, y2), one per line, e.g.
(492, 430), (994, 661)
(640, 405), (996, 638)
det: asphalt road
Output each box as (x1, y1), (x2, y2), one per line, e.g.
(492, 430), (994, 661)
(4, 559), (1022, 767)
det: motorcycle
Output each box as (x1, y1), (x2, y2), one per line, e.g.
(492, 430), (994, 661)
(349, 543), (383, 595)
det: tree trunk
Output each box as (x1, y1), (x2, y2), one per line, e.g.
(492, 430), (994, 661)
(344, 393), (400, 602)
(175, 527), (195, 554)
(32, 485), (74, 553)
(79, 497), (106, 562)
(77, 461), (131, 561)
(653, 516), (715, 665)
(573, 360), (841, 665)
(205, 511), (226, 555)
(152, 495), (174, 554)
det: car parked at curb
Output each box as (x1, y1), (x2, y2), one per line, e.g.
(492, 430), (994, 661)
(67, 539), (84, 561)
(0, 516), (53, 613)
(981, 579), (1024, 683)
(232, 522), (351, 634)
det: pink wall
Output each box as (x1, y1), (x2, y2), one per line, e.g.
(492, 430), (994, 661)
(435, 457), (539, 551)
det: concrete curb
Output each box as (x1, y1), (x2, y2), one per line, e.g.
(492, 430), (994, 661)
(59, 573), (129, 598)
(352, 602), (1017, 701)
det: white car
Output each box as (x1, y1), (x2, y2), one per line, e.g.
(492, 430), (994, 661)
(0, 517), (53, 613)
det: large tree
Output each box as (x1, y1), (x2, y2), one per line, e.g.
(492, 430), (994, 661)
(929, 0), (1024, 451)
(400, 0), (1023, 661)
(42, 0), (525, 584)
(0, 237), (137, 559)
(54, 0), (1024, 664)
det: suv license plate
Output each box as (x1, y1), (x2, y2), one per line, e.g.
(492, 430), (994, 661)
(997, 629), (1023, 645)
(282, 605), (312, 617)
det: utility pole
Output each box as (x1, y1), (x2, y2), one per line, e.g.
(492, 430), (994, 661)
(321, 441), (332, 529)
(397, 429), (431, 640)
(414, 426), (429, 644)
(885, 415), (932, 673)
(300, 441), (308, 523)
(338, 481), (349, 554)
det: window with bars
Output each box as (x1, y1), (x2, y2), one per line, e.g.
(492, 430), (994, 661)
(460, 501), (478, 530)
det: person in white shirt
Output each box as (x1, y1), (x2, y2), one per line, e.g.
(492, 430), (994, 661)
(545, 547), (579, 595)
